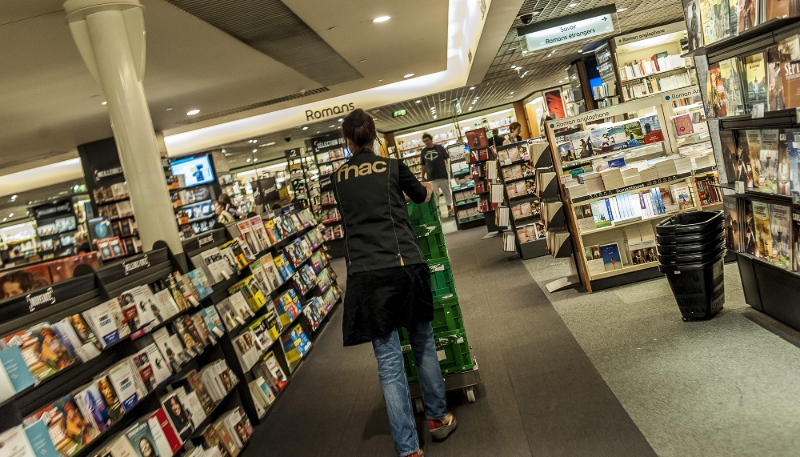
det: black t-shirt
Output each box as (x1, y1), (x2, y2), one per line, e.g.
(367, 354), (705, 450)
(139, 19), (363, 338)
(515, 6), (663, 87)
(420, 145), (450, 180)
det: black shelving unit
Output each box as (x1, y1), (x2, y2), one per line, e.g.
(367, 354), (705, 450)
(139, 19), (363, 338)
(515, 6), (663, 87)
(683, 18), (800, 330)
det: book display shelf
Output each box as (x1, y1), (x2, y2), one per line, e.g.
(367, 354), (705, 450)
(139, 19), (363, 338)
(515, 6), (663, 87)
(286, 150), (319, 210)
(310, 134), (347, 258)
(448, 143), (487, 231)
(464, 128), (502, 231)
(612, 22), (698, 103)
(495, 140), (549, 259)
(677, 9), (800, 330)
(166, 153), (225, 240)
(543, 82), (721, 292)
(0, 206), (341, 457)
(593, 41), (621, 109)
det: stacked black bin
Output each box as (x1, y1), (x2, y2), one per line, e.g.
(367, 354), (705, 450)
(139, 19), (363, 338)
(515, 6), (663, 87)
(656, 211), (726, 321)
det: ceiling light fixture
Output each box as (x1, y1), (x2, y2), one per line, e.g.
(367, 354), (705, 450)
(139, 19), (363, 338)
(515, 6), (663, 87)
(378, 79), (384, 82)
(577, 49), (583, 53)
(403, 73), (415, 78)
(559, 80), (563, 83)
(187, 109), (200, 115)
(330, 125), (335, 128)
(302, 126), (309, 130)
(359, 59), (367, 63)
(373, 16), (391, 23)
(568, 3), (579, 7)
(254, 158), (258, 162)
(247, 158), (251, 163)
(617, 7), (627, 11)
(510, 91), (514, 95)
(338, 118), (344, 122)
(101, 101), (107, 106)
(222, 149), (226, 153)
(252, 149), (257, 153)
(511, 65), (517, 69)
(416, 100), (421, 103)
(166, 107), (173, 111)
(469, 86), (475, 90)
(433, 115), (438, 119)
(8, 213), (12, 218)
(266, 142), (275, 146)
(10, 195), (17, 201)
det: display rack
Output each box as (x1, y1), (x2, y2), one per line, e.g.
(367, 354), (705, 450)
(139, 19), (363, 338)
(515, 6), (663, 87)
(448, 143), (486, 231)
(678, 15), (800, 331)
(543, 82), (719, 292)
(0, 207), (342, 457)
(495, 140), (548, 259)
(310, 134), (347, 258)
(463, 128), (501, 232)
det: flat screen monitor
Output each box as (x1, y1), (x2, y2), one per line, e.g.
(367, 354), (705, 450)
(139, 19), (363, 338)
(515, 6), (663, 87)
(170, 155), (215, 188)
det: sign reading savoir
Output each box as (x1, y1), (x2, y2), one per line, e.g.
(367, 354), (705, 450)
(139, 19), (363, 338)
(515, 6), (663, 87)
(523, 13), (614, 52)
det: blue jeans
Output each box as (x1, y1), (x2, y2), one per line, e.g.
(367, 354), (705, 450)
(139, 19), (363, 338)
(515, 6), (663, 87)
(372, 321), (447, 456)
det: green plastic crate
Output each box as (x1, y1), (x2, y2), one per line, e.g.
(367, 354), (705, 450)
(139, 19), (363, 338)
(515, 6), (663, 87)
(401, 330), (473, 376)
(428, 260), (456, 300)
(397, 296), (465, 342)
(413, 221), (442, 238)
(417, 229), (448, 263)
(407, 197), (440, 227)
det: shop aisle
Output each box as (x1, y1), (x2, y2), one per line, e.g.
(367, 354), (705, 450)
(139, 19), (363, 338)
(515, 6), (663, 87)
(245, 229), (656, 457)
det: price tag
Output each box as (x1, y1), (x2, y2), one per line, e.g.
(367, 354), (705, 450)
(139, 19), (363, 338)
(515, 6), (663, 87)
(212, 327), (225, 337)
(236, 316), (246, 325)
(189, 296), (200, 307)
(735, 181), (745, 194)
(796, 107), (800, 122)
(221, 270), (230, 280)
(751, 104), (765, 118)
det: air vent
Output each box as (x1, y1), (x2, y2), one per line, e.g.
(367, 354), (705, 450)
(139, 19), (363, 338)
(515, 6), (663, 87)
(176, 87), (330, 125)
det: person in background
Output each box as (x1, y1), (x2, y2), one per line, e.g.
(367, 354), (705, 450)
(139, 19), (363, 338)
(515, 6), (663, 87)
(218, 193), (244, 220)
(420, 133), (454, 217)
(332, 110), (457, 457)
(504, 122), (523, 144)
(75, 231), (91, 254)
(0, 269), (50, 299)
(215, 201), (235, 225)
(489, 128), (506, 150)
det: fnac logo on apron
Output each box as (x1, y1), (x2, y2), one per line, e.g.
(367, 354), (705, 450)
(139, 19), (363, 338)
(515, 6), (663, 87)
(336, 161), (387, 180)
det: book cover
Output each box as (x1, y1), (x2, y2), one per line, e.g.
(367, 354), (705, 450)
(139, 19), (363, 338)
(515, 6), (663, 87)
(24, 395), (99, 457)
(180, 391), (207, 429)
(761, 129), (780, 192)
(720, 58), (746, 116)
(746, 130), (763, 189)
(153, 289), (181, 323)
(638, 115), (664, 143)
(147, 408), (183, 457)
(683, 0), (705, 51)
(766, 0), (798, 19)
(161, 390), (193, 441)
(185, 370), (216, 414)
(744, 52), (768, 110)
(107, 362), (140, 412)
(145, 344), (172, 387)
(187, 269), (213, 300)
(738, 0), (759, 31)
(124, 420), (159, 457)
(223, 412), (248, 449)
(599, 243), (623, 271)
(770, 204), (792, 269)
(779, 35), (800, 108)
(163, 274), (190, 311)
(569, 131), (593, 158)
(261, 352), (288, 392)
(152, 328), (189, 372)
(199, 427), (228, 457)
(589, 200), (612, 228)
(707, 63), (727, 117)
(743, 201), (757, 255)
(73, 383), (113, 433)
(213, 423), (239, 457)
(794, 211), (800, 271)
(131, 350), (156, 393)
(767, 46), (786, 111)
(778, 131), (792, 195)
(3, 323), (75, 383)
(588, 127), (612, 153)
(672, 114), (695, 136)
(1, 426), (37, 457)
(787, 128), (800, 203)
(723, 197), (740, 251)
(0, 346), (35, 399)
(23, 420), (60, 457)
(718, 130), (739, 182)
(753, 201), (773, 260)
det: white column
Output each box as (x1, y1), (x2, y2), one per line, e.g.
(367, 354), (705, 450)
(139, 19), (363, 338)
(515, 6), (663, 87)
(64, 0), (183, 255)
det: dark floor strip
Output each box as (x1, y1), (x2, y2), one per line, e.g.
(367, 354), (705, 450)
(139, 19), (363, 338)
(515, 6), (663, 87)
(244, 229), (657, 456)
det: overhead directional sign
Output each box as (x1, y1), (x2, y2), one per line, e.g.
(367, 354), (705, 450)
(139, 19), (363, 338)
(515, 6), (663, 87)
(517, 5), (617, 53)
(392, 109), (407, 118)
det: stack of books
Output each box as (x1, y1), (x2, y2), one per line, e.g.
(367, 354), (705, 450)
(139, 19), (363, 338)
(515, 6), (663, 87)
(600, 168), (625, 190)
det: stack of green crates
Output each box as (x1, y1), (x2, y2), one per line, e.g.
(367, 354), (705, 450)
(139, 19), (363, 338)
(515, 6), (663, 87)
(402, 198), (474, 382)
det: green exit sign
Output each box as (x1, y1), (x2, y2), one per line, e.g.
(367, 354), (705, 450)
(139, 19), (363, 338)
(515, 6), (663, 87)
(392, 109), (407, 118)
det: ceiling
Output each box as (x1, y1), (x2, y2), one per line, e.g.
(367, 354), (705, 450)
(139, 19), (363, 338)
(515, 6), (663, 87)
(0, 0), (447, 175)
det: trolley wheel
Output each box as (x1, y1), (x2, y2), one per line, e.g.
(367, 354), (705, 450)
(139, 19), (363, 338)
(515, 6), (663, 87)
(465, 386), (476, 403)
(414, 397), (424, 414)
(682, 317), (689, 322)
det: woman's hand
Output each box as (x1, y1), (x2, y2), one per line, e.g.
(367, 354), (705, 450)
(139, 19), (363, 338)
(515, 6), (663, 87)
(422, 182), (433, 203)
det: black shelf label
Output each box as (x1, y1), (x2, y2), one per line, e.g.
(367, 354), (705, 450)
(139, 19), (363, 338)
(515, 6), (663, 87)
(572, 173), (692, 203)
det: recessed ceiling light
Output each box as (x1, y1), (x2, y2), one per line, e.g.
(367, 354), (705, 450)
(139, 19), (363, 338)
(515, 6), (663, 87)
(338, 118), (343, 122)
(2, 218), (6, 222)
(568, 3), (578, 7)
(373, 16), (391, 23)
(617, 7), (627, 11)
(316, 131), (320, 134)
(403, 73), (415, 78)
(187, 109), (200, 115)
(247, 158), (251, 163)
(509, 47), (517, 51)
(101, 101), (107, 106)
(222, 149), (226, 153)
(266, 142), (275, 146)
(577, 49), (584, 53)
(559, 80), (563, 83)
(254, 158), (258, 162)
(302, 126), (309, 130)
(511, 65), (517, 69)
(378, 79), (384, 82)
(359, 59), (367, 63)
(510, 91), (514, 95)
(10, 195), (17, 201)
(468, 107), (473, 111)
(8, 213), (13, 218)
(252, 149), (257, 153)
(433, 115), (438, 119)
(166, 107), (173, 111)
(469, 86), (475, 90)
(416, 100), (421, 103)
(440, 98), (445, 101)
(330, 125), (335, 128)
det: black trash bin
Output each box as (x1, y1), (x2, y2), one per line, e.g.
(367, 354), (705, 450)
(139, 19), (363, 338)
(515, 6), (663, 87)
(656, 211), (725, 321)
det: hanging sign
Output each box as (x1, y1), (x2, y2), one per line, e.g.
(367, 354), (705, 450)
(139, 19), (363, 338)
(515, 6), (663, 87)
(310, 133), (346, 153)
(284, 148), (302, 159)
(519, 8), (615, 53)
(392, 109), (407, 118)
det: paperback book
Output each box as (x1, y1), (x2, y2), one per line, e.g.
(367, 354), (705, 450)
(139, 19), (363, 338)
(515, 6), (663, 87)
(771, 204), (792, 269)
(753, 201), (773, 260)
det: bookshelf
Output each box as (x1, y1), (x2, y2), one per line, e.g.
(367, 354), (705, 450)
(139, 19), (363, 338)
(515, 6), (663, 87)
(495, 140), (548, 259)
(309, 133), (348, 258)
(543, 85), (720, 292)
(447, 143), (487, 230)
(0, 206), (342, 457)
(678, 13), (800, 330)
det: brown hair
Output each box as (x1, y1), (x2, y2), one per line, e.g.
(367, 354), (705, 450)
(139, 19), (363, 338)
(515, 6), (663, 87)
(218, 194), (233, 206)
(510, 122), (521, 132)
(342, 109), (377, 155)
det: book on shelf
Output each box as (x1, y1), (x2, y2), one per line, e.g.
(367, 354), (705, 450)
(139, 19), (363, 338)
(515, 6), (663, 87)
(770, 204), (793, 269)
(600, 243), (624, 271)
(793, 211), (800, 271)
(723, 197), (741, 251)
(0, 346), (36, 402)
(743, 200), (757, 255)
(147, 408), (183, 457)
(753, 201), (773, 260)
(73, 382), (114, 433)
(2, 322), (76, 384)
(737, 0), (760, 32)
(23, 419), (60, 457)
(161, 388), (194, 441)
(760, 129), (780, 192)
(152, 327), (191, 372)
(779, 34), (800, 109)
(787, 128), (800, 203)
(0, 425), (37, 457)
(744, 52), (768, 111)
(124, 421), (159, 457)
(23, 394), (100, 457)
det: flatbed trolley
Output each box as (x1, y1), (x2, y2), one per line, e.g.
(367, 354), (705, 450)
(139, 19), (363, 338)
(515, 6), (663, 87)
(409, 357), (481, 413)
